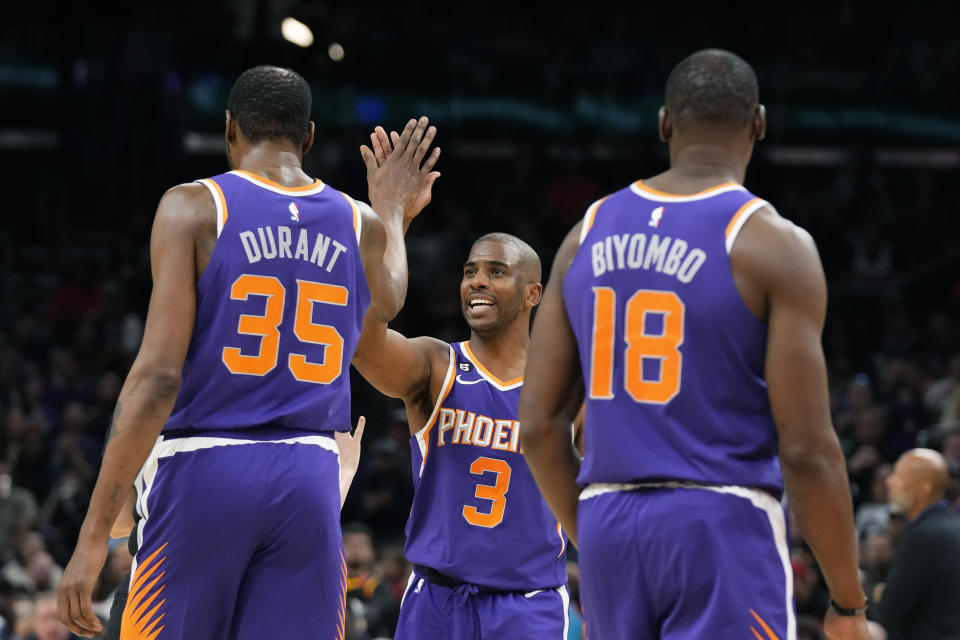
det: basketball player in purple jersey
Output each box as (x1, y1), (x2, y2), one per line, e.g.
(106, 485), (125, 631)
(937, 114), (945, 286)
(520, 50), (871, 640)
(352, 130), (569, 640)
(56, 65), (440, 639)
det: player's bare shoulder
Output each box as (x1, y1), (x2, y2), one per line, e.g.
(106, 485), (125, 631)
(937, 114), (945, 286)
(153, 183), (218, 275)
(731, 203), (826, 318)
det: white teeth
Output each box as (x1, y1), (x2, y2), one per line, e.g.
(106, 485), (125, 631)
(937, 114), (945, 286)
(470, 300), (494, 308)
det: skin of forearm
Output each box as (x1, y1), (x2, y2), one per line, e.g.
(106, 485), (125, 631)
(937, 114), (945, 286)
(522, 418), (582, 546)
(79, 370), (181, 542)
(781, 446), (865, 606)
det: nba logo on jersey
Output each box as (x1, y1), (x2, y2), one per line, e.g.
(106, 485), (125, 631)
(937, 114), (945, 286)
(289, 202), (300, 221)
(649, 206), (664, 227)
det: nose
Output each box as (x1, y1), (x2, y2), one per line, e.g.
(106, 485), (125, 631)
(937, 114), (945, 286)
(470, 272), (490, 289)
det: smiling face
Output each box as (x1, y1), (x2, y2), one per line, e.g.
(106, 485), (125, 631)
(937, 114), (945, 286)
(460, 241), (533, 337)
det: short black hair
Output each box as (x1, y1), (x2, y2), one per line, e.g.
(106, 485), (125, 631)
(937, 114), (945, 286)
(665, 49), (759, 129)
(472, 232), (541, 284)
(227, 65), (312, 145)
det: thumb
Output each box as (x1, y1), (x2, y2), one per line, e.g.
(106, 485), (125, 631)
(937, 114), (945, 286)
(354, 416), (366, 441)
(424, 172), (441, 189)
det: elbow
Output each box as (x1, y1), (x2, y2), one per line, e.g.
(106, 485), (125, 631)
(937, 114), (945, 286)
(779, 437), (844, 477)
(130, 366), (182, 401)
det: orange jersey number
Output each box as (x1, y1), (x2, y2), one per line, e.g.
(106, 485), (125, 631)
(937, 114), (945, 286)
(222, 274), (347, 385)
(462, 457), (512, 528)
(589, 288), (685, 404)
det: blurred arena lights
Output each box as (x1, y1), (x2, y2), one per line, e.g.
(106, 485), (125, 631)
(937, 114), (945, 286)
(328, 42), (345, 62)
(281, 17), (314, 48)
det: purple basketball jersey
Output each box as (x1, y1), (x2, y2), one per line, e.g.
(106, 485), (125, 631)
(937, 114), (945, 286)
(405, 342), (567, 591)
(563, 181), (782, 492)
(165, 170), (370, 434)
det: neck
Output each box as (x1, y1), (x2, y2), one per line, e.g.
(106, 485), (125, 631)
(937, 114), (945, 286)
(667, 140), (751, 186)
(468, 319), (530, 379)
(235, 144), (309, 185)
(907, 496), (941, 521)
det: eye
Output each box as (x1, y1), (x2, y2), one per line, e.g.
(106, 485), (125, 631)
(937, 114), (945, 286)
(492, 268), (505, 276)
(463, 268), (476, 277)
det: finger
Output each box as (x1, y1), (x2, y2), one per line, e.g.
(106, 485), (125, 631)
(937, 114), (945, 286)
(413, 125), (437, 166)
(68, 590), (97, 636)
(390, 131), (400, 147)
(354, 416), (366, 441)
(359, 145), (378, 174)
(404, 116), (430, 162)
(77, 592), (102, 633)
(392, 119), (418, 155)
(370, 132), (386, 167)
(421, 147), (441, 175)
(374, 126), (392, 156)
(57, 586), (78, 633)
(424, 171), (441, 190)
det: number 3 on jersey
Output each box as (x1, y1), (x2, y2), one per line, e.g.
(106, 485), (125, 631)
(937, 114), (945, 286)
(589, 287), (685, 404)
(462, 457), (511, 528)
(222, 274), (346, 384)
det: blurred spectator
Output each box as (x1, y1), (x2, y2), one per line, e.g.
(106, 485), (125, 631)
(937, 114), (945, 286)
(873, 449), (960, 639)
(23, 592), (74, 640)
(856, 464), (892, 540)
(343, 522), (400, 639)
(0, 463), (37, 557)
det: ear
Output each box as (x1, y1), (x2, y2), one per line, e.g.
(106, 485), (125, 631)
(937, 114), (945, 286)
(658, 106), (671, 142)
(526, 282), (543, 309)
(302, 121), (316, 156)
(225, 110), (238, 144)
(753, 104), (767, 142)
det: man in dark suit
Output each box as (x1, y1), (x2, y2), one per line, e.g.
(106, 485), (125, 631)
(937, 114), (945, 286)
(875, 448), (960, 639)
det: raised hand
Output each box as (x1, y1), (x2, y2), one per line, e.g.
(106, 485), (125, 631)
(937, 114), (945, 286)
(360, 116), (440, 228)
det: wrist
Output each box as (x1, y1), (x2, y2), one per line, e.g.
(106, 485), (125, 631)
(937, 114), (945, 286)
(829, 596), (870, 616)
(370, 200), (404, 222)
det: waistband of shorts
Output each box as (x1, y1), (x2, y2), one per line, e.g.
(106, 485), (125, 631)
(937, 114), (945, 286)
(412, 566), (544, 594)
(579, 481), (778, 502)
(161, 424), (335, 441)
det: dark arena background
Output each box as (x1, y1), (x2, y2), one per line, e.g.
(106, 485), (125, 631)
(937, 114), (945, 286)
(1, 2), (958, 639)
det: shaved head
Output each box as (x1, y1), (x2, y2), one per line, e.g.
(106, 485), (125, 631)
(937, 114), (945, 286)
(472, 233), (541, 284)
(902, 449), (950, 497)
(665, 48), (759, 131)
(888, 448), (950, 519)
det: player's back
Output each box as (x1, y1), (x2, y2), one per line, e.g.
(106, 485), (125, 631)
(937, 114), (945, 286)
(405, 342), (567, 591)
(564, 180), (781, 492)
(165, 169), (370, 434)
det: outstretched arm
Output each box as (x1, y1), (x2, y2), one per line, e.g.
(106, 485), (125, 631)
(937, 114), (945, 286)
(735, 208), (869, 639)
(57, 184), (207, 636)
(519, 224), (585, 546)
(352, 120), (448, 425)
(357, 117), (440, 323)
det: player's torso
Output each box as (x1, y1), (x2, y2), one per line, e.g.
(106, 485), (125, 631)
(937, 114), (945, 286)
(165, 170), (370, 434)
(564, 181), (782, 492)
(405, 342), (567, 591)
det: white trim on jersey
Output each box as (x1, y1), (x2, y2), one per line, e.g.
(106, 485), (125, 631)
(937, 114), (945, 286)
(725, 199), (769, 254)
(228, 169), (327, 196)
(413, 345), (456, 478)
(196, 179), (226, 237)
(629, 181), (747, 203)
(578, 197), (607, 245)
(580, 481), (796, 640)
